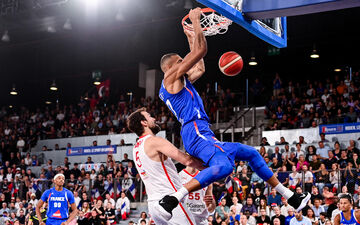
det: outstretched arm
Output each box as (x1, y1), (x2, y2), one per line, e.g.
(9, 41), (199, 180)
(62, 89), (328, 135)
(334, 213), (340, 225)
(148, 136), (205, 170)
(204, 184), (216, 213)
(164, 8), (207, 87)
(184, 29), (205, 83)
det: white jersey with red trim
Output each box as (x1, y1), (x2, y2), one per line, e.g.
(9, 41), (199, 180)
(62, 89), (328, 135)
(179, 169), (209, 225)
(132, 134), (183, 201)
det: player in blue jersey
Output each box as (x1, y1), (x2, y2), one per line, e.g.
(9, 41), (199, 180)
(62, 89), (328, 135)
(36, 174), (78, 225)
(334, 194), (360, 225)
(155, 7), (311, 220)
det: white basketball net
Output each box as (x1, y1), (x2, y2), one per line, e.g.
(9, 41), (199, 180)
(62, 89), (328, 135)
(183, 11), (232, 36)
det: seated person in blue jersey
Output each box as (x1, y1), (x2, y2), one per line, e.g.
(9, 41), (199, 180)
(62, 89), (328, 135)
(334, 193), (360, 225)
(155, 7), (311, 220)
(36, 174), (78, 225)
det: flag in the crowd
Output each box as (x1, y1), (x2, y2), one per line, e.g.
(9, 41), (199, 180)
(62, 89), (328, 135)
(225, 176), (233, 193)
(97, 79), (110, 98)
(31, 182), (38, 193)
(91, 188), (101, 201)
(9, 183), (18, 197)
(121, 201), (127, 220)
(107, 183), (115, 198)
(217, 192), (226, 206)
(117, 183), (122, 198)
(129, 183), (136, 199)
(233, 177), (242, 192)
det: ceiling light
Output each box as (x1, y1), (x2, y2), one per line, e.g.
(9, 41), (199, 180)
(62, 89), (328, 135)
(9, 105), (13, 109)
(45, 101), (52, 105)
(1, 30), (10, 42)
(50, 80), (58, 91)
(63, 19), (72, 30)
(310, 49), (319, 58)
(10, 84), (18, 96)
(94, 78), (101, 85)
(334, 68), (341, 72)
(249, 56), (258, 66)
(310, 44), (319, 58)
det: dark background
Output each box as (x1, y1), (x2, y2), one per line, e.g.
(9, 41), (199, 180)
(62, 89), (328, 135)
(0, 0), (359, 107)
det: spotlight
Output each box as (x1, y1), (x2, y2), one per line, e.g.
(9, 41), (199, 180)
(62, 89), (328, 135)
(94, 78), (101, 85)
(45, 101), (52, 105)
(310, 44), (319, 58)
(334, 68), (341, 72)
(1, 30), (10, 42)
(9, 105), (13, 109)
(249, 56), (258, 66)
(50, 80), (58, 91)
(10, 84), (18, 96)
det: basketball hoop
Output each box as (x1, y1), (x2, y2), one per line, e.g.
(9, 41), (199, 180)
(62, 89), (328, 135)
(182, 8), (232, 36)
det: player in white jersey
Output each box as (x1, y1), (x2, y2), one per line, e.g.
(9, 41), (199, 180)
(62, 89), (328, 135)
(127, 107), (205, 225)
(179, 166), (216, 225)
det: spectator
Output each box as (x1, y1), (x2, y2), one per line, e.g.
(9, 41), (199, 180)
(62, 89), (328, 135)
(85, 157), (94, 164)
(315, 164), (330, 194)
(311, 198), (325, 219)
(289, 210), (312, 225)
(305, 208), (318, 224)
(93, 141), (98, 146)
(285, 208), (295, 225)
(230, 196), (243, 215)
(270, 147), (282, 162)
(273, 73), (282, 97)
(88, 210), (101, 225)
(329, 164), (340, 192)
(228, 206), (241, 225)
(104, 202), (116, 224)
(268, 189), (282, 206)
(295, 144), (305, 159)
(256, 208), (271, 225)
(319, 133), (329, 143)
(116, 192), (130, 221)
(324, 151), (337, 170)
(280, 198), (292, 217)
(257, 198), (270, 217)
(270, 206), (285, 225)
(137, 212), (149, 225)
(103, 193), (115, 209)
(241, 197), (257, 217)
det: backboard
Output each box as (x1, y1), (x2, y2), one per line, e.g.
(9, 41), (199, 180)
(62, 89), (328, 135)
(196, 0), (360, 48)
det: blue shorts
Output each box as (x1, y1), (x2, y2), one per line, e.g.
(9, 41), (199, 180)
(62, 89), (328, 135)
(46, 218), (67, 225)
(181, 120), (237, 167)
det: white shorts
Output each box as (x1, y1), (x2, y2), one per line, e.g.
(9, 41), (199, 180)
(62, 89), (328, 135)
(148, 200), (196, 225)
(194, 216), (209, 225)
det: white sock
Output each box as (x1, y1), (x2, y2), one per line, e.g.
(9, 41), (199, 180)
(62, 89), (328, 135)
(274, 183), (294, 200)
(171, 187), (189, 202)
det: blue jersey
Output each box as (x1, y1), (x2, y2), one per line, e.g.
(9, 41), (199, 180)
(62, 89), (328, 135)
(41, 187), (74, 220)
(340, 210), (360, 225)
(159, 78), (209, 126)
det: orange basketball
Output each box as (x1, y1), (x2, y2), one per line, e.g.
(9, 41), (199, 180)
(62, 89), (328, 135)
(218, 51), (243, 76)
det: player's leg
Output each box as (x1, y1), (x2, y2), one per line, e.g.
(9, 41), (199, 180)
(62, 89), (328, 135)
(229, 142), (311, 211)
(155, 148), (233, 220)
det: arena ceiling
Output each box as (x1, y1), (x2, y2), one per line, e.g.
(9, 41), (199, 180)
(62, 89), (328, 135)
(0, 0), (359, 106)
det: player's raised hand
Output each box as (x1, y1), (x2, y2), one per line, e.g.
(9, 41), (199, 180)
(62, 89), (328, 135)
(184, 28), (195, 40)
(189, 7), (202, 23)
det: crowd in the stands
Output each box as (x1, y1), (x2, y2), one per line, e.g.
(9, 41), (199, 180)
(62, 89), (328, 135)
(263, 71), (360, 130)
